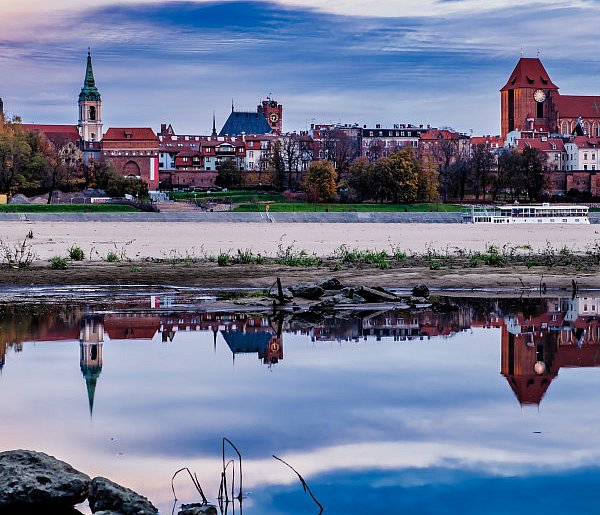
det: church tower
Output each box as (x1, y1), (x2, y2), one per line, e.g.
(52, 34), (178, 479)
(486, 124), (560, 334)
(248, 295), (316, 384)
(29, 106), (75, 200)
(500, 57), (559, 140)
(80, 315), (104, 417)
(257, 97), (283, 135)
(78, 50), (103, 143)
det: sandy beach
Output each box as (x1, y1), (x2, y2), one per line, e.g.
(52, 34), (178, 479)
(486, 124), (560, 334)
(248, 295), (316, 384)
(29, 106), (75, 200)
(0, 221), (597, 290)
(0, 221), (598, 261)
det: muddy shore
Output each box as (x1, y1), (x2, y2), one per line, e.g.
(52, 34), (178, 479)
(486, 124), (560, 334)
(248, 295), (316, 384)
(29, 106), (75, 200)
(0, 261), (598, 292)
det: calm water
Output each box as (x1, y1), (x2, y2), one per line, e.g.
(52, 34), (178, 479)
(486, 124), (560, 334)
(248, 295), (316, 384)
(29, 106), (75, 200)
(2, 290), (600, 514)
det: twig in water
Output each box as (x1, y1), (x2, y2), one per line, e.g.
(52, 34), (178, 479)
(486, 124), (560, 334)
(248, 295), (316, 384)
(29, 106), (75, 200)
(272, 455), (323, 514)
(222, 438), (244, 502)
(171, 467), (208, 505)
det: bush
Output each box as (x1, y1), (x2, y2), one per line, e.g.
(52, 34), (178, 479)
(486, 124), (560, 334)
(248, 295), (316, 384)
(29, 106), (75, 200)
(49, 256), (69, 270)
(105, 251), (119, 262)
(217, 252), (231, 266)
(68, 245), (85, 261)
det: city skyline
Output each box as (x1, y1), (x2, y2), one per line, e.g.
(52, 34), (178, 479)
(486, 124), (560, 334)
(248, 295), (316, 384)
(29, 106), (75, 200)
(2, 1), (600, 135)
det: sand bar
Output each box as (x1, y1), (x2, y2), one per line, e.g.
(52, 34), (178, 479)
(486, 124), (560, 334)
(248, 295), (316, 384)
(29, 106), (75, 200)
(0, 221), (597, 261)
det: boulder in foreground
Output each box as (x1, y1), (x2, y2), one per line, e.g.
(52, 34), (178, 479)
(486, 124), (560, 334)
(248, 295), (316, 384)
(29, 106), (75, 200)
(0, 449), (90, 511)
(88, 476), (158, 515)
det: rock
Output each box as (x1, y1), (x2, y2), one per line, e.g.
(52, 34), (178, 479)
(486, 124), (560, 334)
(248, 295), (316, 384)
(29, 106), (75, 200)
(88, 477), (158, 515)
(269, 287), (294, 301)
(412, 284), (430, 298)
(332, 293), (366, 304)
(0, 450), (90, 512)
(179, 503), (219, 515)
(291, 282), (324, 300)
(354, 286), (398, 302)
(316, 277), (344, 291)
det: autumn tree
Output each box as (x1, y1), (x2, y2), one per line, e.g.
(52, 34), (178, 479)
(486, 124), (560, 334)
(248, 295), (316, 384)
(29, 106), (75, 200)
(388, 148), (420, 202)
(348, 157), (372, 201)
(303, 160), (337, 202)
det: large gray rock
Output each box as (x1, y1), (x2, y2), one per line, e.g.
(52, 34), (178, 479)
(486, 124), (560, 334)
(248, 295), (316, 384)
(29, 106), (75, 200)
(316, 277), (344, 291)
(0, 449), (90, 511)
(179, 503), (218, 515)
(354, 286), (398, 302)
(291, 282), (324, 300)
(88, 477), (158, 515)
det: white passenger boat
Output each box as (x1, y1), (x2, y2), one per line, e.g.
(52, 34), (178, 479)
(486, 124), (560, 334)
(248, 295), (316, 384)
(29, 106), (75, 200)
(464, 203), (590, 224)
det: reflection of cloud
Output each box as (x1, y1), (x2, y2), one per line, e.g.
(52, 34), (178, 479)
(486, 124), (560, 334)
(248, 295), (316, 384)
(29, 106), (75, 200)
(1, 1), (600, 133)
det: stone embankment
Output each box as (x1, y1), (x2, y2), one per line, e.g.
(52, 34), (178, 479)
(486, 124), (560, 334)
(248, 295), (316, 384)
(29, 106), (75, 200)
(0, 450), (216, 515)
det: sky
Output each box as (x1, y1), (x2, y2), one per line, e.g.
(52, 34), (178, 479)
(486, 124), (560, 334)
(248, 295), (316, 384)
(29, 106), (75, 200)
(2, 0), (600, 136)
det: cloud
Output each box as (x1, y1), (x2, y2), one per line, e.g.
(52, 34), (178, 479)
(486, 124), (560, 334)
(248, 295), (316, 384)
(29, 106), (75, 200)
(2, 1), (600, 135)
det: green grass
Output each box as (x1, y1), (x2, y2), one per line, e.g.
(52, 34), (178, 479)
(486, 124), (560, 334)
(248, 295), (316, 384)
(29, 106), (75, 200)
(0, 204), (139, 213)
(234, 202), (462, 213)
(170, 190), (284, 203)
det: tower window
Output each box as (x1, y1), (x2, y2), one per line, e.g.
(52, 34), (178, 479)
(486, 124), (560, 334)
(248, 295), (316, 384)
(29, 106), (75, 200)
(537, 101), (543, 118)
(91, 133), (95, 142)
(89, 106), (96, 121)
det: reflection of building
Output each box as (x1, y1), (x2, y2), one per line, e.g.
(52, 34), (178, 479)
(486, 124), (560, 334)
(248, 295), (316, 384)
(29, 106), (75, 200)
(80, 316), (104, 416)
(501, 299), (600, 405)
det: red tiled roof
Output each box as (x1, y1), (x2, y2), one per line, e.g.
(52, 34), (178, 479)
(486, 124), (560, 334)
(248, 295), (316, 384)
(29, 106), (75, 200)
(570, 136), (600, 148)
(104, 127), (159, 141)
(515, 138), (565, 152)
(21, 124), (81, 147)
(471, 135), (503, 147)
(420, 129), (459, 140)
(501, 58), (559, 91)
(555, 94), (600, 118)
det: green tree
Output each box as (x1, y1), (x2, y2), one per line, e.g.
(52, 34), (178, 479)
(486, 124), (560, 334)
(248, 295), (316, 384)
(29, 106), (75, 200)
(95, 160), (148, 198)
(215, 158), (242, 189)
(303, 160), (337, 202)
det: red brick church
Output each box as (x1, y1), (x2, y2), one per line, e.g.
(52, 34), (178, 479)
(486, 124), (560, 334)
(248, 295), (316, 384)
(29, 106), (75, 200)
(501, 57), (600, 140)
(22, 51), (159, 191)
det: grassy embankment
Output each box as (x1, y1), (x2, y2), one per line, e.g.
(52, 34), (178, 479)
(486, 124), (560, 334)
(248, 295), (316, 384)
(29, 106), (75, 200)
(0, 204), (140, 213)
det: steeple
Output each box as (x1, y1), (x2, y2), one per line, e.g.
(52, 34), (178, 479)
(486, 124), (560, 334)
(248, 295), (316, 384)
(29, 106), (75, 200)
(79, 49), (101, 102)
(211, 111), (217, 138)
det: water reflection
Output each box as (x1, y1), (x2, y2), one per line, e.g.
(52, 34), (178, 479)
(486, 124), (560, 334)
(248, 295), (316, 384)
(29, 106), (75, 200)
(2, 294), (600, 513)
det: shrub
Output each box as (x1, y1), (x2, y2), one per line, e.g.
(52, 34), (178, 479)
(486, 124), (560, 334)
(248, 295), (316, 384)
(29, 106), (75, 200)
(68, 245), (85, 261)
(429, 260), (442, 270)
(236, 249), (254, 264)
(217, 252), (231, 266)
(49, 256), (69, 270)
(105, 251), (120, 262)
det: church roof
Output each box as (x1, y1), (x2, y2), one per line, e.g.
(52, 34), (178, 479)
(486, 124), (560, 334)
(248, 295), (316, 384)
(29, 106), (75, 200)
(79, 50), (101, 102)
(220, 330), (273, 354)
(219, 111), (272, 136)
(555, 94), (600, 119)
(501, 58), (559, 91)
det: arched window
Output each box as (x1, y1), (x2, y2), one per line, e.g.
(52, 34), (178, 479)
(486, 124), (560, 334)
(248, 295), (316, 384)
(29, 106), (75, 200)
(123, 160), (141, 176)
(89, 106), (96, 121)
(584, 121), (590, 135)
(91, 133), (95, 142)
(561, 121), (569, 134)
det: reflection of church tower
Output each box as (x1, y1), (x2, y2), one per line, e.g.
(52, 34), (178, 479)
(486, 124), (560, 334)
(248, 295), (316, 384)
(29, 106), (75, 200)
(80, 316), (104, 416)
(500, 321), (558, 406)
(78, 50), (103, 145)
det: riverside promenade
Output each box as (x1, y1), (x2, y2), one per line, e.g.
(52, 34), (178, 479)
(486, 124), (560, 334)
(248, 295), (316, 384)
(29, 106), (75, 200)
(1, 211), (599, 223)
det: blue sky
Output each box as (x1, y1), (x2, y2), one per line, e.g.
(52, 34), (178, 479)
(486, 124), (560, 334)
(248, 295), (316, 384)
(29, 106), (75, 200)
(2, 0), (600, 135)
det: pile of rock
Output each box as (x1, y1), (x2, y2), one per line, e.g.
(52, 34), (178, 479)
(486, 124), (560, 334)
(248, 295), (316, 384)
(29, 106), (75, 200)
(272, 277), (431, 309)
(0, 450), (213, 515)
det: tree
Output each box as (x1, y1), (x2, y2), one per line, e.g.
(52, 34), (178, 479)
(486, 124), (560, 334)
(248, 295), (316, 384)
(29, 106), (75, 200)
(348, 157), (372, 201)
(495, 149), (522, 201)
(280, 134), (302, 189)
(265, 140), (285, 189)
(388, 148), (420, 202)
(303, 160), (337, 202)
(470, 144), (495, 200)
(95, 159), (148, 198)
(215, 158), (242, 189)
(521, 147), (548, 200)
